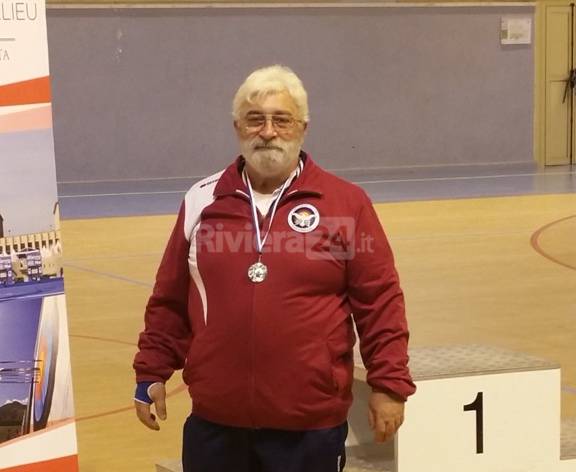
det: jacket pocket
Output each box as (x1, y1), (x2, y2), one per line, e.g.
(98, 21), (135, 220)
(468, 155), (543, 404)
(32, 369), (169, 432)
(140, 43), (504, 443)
(183, 330), (211, 385)
(326, 342), (354, 395)
(322, 343), (340, 394)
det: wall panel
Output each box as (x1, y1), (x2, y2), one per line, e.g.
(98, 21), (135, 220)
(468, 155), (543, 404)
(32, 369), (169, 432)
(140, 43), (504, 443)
(46, 5), (535, 182)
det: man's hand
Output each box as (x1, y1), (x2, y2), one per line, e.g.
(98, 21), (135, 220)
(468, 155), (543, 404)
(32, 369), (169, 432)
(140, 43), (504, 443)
(134, 383), (167, 431)
(368, 390), (405, 443)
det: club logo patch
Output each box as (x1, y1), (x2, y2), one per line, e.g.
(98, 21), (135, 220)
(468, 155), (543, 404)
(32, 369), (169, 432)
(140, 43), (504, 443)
(288, 204), (320, 233)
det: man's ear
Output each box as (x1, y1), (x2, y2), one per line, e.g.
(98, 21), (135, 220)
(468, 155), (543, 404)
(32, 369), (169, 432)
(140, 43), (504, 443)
(233, 120), (243, 137)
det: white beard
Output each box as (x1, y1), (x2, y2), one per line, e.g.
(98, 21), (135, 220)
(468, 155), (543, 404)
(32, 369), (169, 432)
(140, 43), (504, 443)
(240, 136), (302, 179)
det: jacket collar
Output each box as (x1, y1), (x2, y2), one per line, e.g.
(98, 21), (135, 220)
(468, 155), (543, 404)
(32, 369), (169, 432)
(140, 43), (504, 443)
(213, 152), (323, 199)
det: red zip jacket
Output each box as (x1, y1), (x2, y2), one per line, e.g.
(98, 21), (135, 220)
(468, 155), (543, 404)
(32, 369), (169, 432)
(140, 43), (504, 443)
(133, 153), (415, 430)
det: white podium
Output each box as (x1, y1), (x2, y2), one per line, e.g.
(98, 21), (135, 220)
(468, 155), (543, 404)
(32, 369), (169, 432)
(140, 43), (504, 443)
(157, 345), (576, 472)
(348, 345), (576, 472)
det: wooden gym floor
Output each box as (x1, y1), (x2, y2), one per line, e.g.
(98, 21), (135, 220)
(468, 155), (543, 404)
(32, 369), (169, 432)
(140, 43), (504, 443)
(60, 192), (576, 472)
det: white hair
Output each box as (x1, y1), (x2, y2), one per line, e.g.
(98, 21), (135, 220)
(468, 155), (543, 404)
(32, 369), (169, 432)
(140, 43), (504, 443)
(232, 65), (309, 122)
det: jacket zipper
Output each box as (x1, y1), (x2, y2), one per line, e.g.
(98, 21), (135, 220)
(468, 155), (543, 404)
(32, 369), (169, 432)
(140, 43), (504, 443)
(229, 185), (320, 427)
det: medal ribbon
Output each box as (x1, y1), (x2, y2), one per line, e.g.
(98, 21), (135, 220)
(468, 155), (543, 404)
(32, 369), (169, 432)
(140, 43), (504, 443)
(245, 173), (292, 256)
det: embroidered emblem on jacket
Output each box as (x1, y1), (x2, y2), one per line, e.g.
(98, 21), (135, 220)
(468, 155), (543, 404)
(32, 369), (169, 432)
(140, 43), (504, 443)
(288, 204), (320, 233)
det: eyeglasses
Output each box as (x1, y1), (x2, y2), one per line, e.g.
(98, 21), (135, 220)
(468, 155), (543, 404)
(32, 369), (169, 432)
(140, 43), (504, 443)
(240, 113), (302, 133)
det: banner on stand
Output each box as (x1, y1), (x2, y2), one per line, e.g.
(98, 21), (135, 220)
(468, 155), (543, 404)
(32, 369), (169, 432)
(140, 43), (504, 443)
(1, 1), (79, 470)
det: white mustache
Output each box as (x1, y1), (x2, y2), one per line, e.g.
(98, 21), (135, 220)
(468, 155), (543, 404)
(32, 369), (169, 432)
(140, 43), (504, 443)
(251, 140), (285, 152)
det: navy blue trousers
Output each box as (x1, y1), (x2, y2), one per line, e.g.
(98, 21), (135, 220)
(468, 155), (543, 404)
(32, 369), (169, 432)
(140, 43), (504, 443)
(182, 415), (348, 472)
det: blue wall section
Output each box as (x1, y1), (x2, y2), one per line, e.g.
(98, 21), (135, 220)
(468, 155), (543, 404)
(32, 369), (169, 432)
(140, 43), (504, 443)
(46, 5), (535, 183)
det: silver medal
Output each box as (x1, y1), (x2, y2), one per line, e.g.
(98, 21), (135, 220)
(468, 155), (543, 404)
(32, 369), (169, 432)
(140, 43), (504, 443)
(248, 261), (268, 283)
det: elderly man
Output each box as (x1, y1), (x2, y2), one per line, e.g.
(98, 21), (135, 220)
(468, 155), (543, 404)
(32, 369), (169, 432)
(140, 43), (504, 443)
(133, 65), (415, 472)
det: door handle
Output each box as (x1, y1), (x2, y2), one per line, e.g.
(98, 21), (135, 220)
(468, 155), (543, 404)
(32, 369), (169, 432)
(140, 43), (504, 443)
(562, 68), (576, 103)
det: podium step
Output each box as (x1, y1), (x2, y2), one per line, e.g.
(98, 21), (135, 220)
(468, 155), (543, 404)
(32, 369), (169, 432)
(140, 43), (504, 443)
(346, 460), (392, 472)
(156, 459), (181, 472)
(354, 344), (559, 381)
(562, 418), (576, 460)
(346, 443), (394, 471)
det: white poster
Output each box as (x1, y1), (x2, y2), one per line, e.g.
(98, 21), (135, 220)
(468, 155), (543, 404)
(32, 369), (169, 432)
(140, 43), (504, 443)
(500, 17), (532, 45)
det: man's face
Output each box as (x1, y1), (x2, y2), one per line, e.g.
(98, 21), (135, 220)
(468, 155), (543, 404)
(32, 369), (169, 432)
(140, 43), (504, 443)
(234, 91), (307, 182)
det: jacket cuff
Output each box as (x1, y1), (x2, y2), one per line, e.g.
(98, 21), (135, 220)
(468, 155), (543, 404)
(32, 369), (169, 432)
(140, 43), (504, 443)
(371, 386), (408, 402)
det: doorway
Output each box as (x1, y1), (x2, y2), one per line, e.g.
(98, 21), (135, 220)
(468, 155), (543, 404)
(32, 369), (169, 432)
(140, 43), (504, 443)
(545, 4), (576, 165)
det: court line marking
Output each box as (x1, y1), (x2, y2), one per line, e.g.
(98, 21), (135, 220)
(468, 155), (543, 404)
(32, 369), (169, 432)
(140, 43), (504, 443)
(56, 161), (558, 184)
(390, 229), (532, 241)
(59, 190), (184, 198)
(63, 262), (153, 287)
(59, 176), (195, 184)
(64, 252), (163, 262)
(70, 334), (188, 422)
(530, 214), (576, 272)
(355, 171), (576, 185)
(57, 171), (576, 198)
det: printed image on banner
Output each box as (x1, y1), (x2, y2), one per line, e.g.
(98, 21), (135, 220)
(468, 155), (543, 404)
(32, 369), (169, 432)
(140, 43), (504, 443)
(0, 0), (79, 470)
